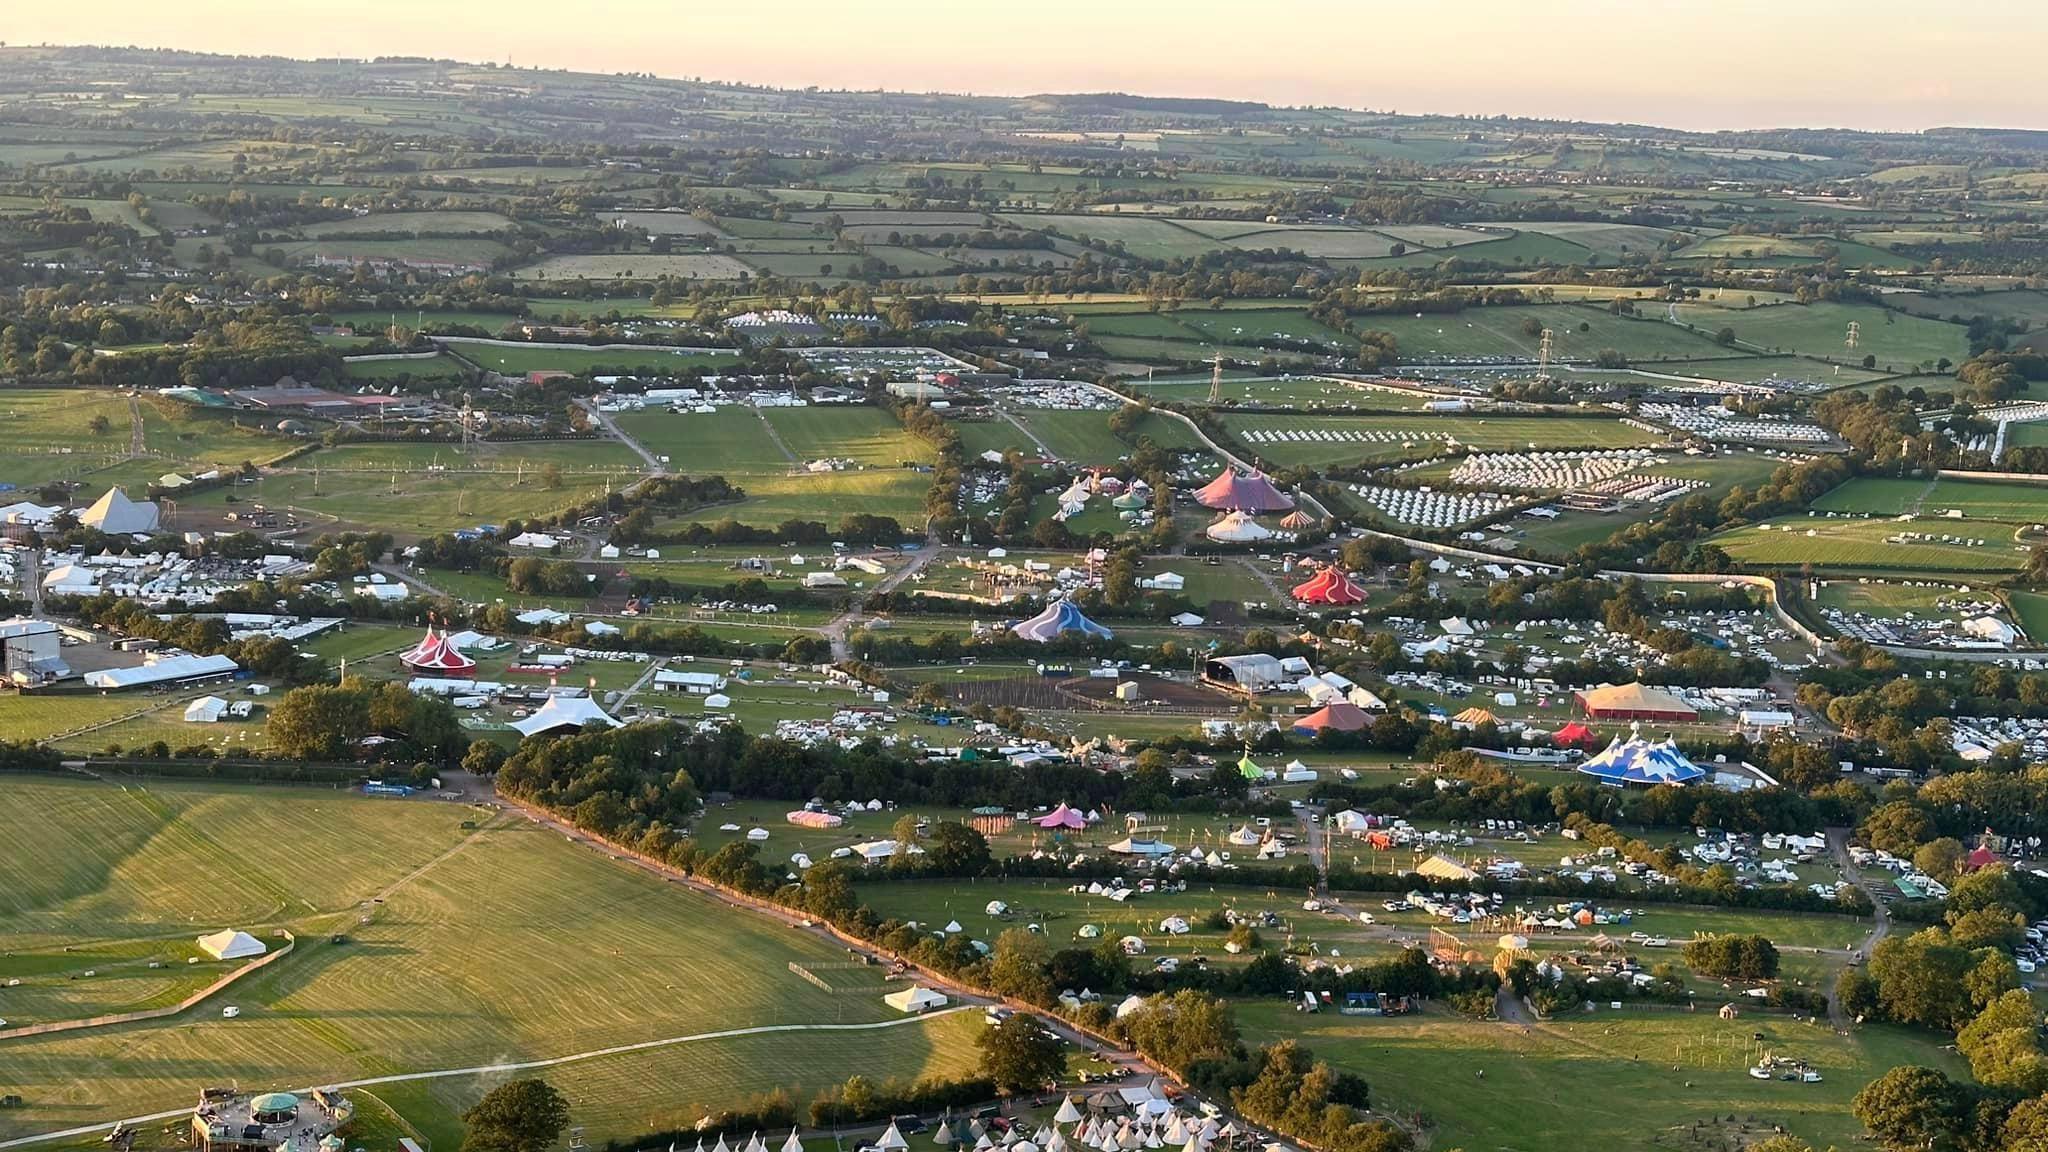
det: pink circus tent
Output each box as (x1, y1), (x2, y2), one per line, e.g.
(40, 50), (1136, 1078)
(1193, 467), (1294, 512)
(1036, 803), (1086, 830)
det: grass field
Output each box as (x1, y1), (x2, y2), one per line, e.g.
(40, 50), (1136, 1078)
(182, 461), (624, 536)
(444, 342), (740, 376)
(764, 406), (934, 467)
(1669, 301), (1969, 370)
(0, 389), (137, 487)
(1242, 1000), (1961, 1152)
(1709, 516), (2029, 573)
(1812, 476), (2048, 521)
(0, 777), (981, 1146)
(512, 254), (756, 281)
(301, 211), (515, 238)
(342, 354), (469, 382)
(613, 407), (785, 471)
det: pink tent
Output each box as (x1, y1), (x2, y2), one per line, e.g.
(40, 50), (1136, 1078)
(1193, 467), (1294, 512)
(1036, 803), (1086, 830)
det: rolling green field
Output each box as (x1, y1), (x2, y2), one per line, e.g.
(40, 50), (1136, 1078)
(512, 253), (756, 281)
(1811, 476), (2048, 521)
(180, 461), (625, 536)
(444, 342), (741, 376)
(1669, 301), (1969, 369)
(0, 388), (137, 487)
(1242, 1001), (1962, 1152)
(0, 777), (980, 1146)
(1709, 516), (2029, 573)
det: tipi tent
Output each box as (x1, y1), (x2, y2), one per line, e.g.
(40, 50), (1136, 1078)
(197, 929), (268, 960)
(511, 695), (623, 737)
(1291, 567), (1366, 605)
(81, 487), (160, 534)
(1012, 600), (1113, 643)
(1194, 467), (1294, 512)
(1575, 729), (1706, 786)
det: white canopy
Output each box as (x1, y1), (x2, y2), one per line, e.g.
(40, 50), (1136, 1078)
(196, 929), (266, 960)
(511, 695), (623, 736)
(883, 985), (948, 1014)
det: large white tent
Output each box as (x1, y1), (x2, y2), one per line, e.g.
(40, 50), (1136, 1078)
(81, 487), (161, 535)
(882, 985), (948, 1014)
(183, 695), (228, 723)
(510, 695), (623, 737)
(197, 929), (268, 960)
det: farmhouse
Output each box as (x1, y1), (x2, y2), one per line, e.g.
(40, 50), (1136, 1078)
(1574, 681), (1698, 723)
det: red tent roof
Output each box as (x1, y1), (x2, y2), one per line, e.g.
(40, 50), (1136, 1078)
(1294, 701), (1371, 733)
(1194, 467), (1294, 512)
(1292, 567), (1366, 605)
(400, 628), (477, 674)
(1552, 721), (1601, 748)
(1966, 846), (2000, 871)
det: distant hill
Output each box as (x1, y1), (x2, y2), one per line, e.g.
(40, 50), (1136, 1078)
(1027, 92), (1271, 117)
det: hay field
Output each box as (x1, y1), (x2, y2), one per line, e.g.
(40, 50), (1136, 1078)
(0, 777), (979, 1145)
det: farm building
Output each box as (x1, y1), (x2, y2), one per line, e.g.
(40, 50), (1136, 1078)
(1574, 682), (1698, 723)
(197, 929), (268, 960)
(1194, 467), (1294, 512)
(1576, 731), (1707, 787)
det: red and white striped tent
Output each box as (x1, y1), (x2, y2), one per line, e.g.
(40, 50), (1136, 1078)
(400, 627), (477, 675)
(1291, 567), (1367, 605)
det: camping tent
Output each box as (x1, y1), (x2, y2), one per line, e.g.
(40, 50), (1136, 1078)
(1293, 701), (1371, 733)
(183, 695), (228, 723)
(1011, 600), (1113, 643)
(197, 929), (268, 961)
(1291, 567), (1366, 605)
(1194, 467), (1294, 512)
(511, 695), (623, 737)
(81, 487), (160, 535)
(883, 986), (948, 1014)
(1575, 729), (1707, 786)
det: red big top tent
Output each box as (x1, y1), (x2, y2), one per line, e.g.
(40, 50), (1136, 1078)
(1194, 467), (1294, 512)
(400, 627), (477, 675)
(1292, 567), (1367, 605)
(1551, 721), (1602, 749)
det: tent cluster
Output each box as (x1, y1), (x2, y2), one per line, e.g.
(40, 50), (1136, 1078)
(400, 627), (477, 675)
(1449, 449), (1657, 492)
(1291, 566), (1366, 605)
(1349, 485), (1515, 529)
(1011, 599), (1113, 643)
(1240, 425), (1451, 447)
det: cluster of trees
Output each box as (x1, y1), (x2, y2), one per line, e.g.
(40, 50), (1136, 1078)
(265, 677), (468, 765)
(1681, 934), (1781, 979)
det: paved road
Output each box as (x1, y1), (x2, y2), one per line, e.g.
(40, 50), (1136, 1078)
(821, 546), (948, 661)
(578, 399), (666, 475)
(1825, 826), (1890, 1032)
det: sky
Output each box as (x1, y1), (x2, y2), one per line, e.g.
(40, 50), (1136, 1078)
(10, 0), (2043, 134)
